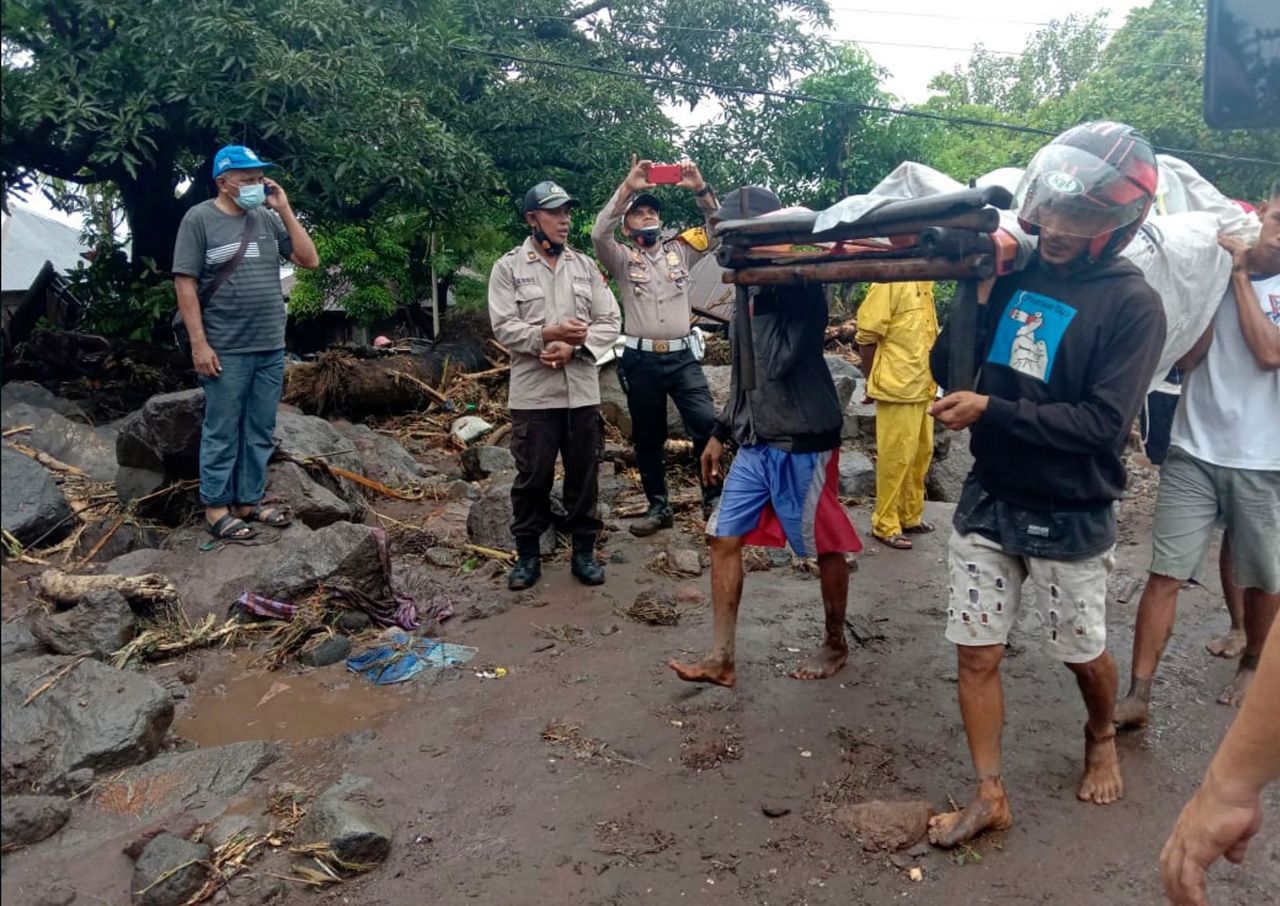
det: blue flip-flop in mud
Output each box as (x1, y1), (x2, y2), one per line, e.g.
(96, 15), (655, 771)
(346, 630), (477, 685)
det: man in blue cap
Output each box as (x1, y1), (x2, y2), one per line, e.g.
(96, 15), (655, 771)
(173, 144), (319, 541)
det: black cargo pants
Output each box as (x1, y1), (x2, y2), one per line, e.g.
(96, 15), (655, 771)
(509, 406), (603, 555)
(618, 346), (718, 508)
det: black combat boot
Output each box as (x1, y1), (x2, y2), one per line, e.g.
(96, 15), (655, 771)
(508, 536), (542, 591)
(629, 498), (674, 537)
(570, 535), (605, 586)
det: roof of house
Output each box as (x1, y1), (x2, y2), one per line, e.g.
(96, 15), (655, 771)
(0, 205), (90, 293)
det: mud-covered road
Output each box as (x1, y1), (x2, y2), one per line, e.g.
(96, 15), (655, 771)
(4, 496), (1277, 906)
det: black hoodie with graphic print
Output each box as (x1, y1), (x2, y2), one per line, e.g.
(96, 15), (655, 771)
(931, 253), (1166, 513)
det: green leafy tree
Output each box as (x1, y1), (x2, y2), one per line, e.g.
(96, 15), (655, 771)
(687, 45), (925, 208)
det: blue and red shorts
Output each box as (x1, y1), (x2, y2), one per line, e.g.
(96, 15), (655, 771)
(707, 445), (862, 558)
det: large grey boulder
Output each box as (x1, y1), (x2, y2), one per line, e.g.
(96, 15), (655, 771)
(132, 833), (210, 906)
(95, 741), (279, 819)
(825, 355), (864, 385)
(0, 382), (87, 419)
(1, 446), (72, 547)
(295, 796), (392, 864)
(273, 410), (367, 517)
(1, 401), (119, 481)
(466, 481), (555, 555)
(926, 428), (974, 503)
(460, 445), (515, 481)
(1, 655), (173, 792)
(31, 588), (138, 659)
(838, 448), (877, 498)
(330, 420), (429, 487)
(115, 389), (206, 474)
(843, 398), (877, 445)
(1, 622), (46, 661)
(250, 521), (389, 601)
(265, 461), (355, 529)
(1, 794), (71, 847)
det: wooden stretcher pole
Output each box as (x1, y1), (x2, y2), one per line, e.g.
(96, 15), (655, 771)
(722, 255), (994, 287)
(946, 278), (997, 392)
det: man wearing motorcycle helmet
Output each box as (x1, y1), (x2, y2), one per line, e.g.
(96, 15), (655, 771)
(926, 122), (1167, 847)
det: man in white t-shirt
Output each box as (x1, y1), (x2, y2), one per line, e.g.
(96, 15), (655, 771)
(1117, 185), (1280, 727)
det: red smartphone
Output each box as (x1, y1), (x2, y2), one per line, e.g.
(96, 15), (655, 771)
(648, 164), (682, 185)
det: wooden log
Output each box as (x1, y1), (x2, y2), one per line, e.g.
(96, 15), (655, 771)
(717, 243), (925, 269)
(38, 569), (179, 607)
(722, 255), (995, 287)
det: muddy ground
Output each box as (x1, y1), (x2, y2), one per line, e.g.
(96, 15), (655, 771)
(3, 491), (1278, 905)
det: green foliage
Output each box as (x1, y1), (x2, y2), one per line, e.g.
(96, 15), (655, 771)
(688, 45), (925, 208)
(918, 0), (1278, 198)
(289, 224), (408, 326)
(71, 255), (177, 341)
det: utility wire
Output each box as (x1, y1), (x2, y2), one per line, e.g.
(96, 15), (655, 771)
(521, 14), (1203, 72)
(452, 46), (1280, 169)
(823, 6), (1196, 36)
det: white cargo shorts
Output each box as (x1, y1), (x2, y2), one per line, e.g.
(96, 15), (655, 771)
(945, 530), (1114, 664)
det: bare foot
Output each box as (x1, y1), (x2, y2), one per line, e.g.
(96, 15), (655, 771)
(928, 791), (1013, 847)
(1217, 664), (1256, 707)
(669, 657), (736, 688)
(788, 640), (848, 680)
(1205, 629), (1246, 659)
(1113, 695), (1151, 730)
(1078, 728), (1124, 805)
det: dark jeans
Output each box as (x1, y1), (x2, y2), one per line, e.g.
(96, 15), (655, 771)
(619, 347), (718, 508)
(510, 406), (603, 551)
(197, 349), (285, 507)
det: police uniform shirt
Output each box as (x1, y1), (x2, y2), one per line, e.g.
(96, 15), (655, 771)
(488, 237), (621, 410)
(590, 187), (717, 342)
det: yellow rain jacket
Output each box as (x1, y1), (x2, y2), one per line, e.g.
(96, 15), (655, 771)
(854, 281), (939, 403)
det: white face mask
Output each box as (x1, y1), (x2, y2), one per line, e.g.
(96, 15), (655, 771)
(233, 183), (266, 210)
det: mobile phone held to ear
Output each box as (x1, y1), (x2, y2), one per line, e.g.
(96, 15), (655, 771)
(648, 164), (682, 185)
(264, 184), (274, 195)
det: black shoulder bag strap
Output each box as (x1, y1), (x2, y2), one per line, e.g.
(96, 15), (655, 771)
(174, 211), (259, 353)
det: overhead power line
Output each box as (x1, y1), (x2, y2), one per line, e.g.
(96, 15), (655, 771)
(451, 46), (1280, 169)
(823, 6), (1197, 37)
(520, 15), (1203, 72)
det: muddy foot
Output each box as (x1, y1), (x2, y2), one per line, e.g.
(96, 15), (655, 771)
(1217, 666), (1255, 707)
(788, 641), (848, 680)
(927, 795), (1013, 847)
(1078, 729), (1124, 805)
(1206, 629), (1246, 659)
(1113, 695), (1150, 730)
(669, 657), (736, 688)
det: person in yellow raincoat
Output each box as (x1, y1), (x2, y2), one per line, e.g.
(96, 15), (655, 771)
(855, 281), (939, 549)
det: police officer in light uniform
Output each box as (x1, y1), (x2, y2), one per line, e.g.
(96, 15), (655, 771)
(591, 157), (721, 536)
(489, 181), (621, 590)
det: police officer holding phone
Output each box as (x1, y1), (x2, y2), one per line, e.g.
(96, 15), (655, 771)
(591, 156), (721, 535)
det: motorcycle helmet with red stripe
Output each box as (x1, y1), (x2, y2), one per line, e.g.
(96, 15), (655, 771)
(1016, 121), (1159, 262)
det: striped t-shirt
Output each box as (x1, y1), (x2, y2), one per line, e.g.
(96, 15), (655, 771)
(172, 200), (293, 353)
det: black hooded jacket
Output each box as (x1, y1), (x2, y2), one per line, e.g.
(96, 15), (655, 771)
(931, 253), (1166, 512)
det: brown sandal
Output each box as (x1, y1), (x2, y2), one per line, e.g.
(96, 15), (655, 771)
(903, 522), (936, 535)
(873, 533), (913, 550)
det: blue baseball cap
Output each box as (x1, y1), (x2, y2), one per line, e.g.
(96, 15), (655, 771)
(212, 145), (276, 178)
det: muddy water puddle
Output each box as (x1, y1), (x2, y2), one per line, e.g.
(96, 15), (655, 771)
(176, 653), (412, 746)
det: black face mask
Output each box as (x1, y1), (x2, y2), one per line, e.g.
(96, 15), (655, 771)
(633, 226), (661, 247)
(533, 227), (564, 257)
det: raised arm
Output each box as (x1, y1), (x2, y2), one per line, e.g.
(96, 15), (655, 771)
(591, 157), (652, 280)
(1220, 236), (1280, 371)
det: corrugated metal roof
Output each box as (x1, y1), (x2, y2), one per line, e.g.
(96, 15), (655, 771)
(0, 205), (90, 292)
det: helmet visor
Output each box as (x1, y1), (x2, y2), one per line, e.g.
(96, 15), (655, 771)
(1016, 144), (1152, 238)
